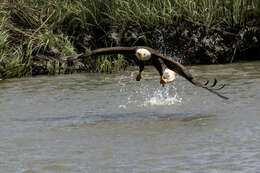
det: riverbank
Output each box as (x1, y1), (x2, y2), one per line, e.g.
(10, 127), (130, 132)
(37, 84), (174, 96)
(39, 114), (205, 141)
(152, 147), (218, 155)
(0, 0), (259, 78)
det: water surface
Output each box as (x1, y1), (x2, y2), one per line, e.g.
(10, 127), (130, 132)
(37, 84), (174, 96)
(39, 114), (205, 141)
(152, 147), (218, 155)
(0, 62), (260, 173)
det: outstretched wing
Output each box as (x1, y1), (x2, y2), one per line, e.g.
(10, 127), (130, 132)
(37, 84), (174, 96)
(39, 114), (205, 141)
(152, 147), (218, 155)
(60, 47), (137, 61)
(80, 47), (137, 57)
(150, 49), (228, 100)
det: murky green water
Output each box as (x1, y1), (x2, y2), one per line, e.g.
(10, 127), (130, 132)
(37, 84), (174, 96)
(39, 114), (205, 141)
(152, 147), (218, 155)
(0, 62), (260, 173)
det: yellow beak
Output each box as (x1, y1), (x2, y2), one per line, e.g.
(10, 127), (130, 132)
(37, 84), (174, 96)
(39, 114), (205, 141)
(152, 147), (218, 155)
(139, 53), (145, 60)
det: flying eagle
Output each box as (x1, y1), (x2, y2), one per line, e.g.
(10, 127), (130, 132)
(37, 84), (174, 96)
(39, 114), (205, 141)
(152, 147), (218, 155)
(73, 46), (228, 100)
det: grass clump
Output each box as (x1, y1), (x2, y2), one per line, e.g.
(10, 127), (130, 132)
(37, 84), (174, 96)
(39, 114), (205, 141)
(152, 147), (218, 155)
(36, 30), (76, 56)
(0, 26), (8, 61)
(95, 54), (128, 73)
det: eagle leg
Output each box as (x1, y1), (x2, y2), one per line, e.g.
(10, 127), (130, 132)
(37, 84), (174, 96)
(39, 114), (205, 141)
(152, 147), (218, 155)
(136, 72), (142, 81)
(136, 64), (144, 81)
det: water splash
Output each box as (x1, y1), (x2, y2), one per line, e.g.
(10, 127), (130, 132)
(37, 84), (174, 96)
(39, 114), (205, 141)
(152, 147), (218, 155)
(119, 83), (182, 108)
(143, 85), (182, 106)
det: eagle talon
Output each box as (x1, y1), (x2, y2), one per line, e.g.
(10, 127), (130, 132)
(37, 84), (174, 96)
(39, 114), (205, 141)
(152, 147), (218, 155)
(136, 73), (142, 81)
(160, 77), (167, 87)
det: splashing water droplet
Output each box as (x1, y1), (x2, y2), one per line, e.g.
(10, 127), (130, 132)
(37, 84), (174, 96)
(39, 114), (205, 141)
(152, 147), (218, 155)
(118, 82), (182, 108)
(143, 85), (182, 106)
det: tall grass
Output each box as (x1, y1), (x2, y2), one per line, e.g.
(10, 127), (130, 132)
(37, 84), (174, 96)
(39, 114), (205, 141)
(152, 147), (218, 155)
(0, 26), (8, 61)
(95, 54), (128, 73)
(0, 0), (259, 78)
(104, 0), (259, 28)
(6, 0), (258, 36)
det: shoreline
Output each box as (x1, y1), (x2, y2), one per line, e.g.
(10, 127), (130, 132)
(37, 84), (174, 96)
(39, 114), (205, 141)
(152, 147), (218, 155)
(0, 1), (259, 78)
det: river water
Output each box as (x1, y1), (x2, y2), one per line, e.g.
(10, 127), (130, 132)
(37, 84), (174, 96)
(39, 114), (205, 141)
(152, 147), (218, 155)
(0, 62), (260, 173)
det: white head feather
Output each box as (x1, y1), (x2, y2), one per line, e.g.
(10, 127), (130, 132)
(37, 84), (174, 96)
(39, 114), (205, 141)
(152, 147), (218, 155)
(135, 48), (151, 61)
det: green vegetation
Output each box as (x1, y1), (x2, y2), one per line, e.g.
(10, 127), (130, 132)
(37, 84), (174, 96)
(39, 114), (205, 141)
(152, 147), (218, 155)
(0, 0), (259, 78)
(94, 55), (128, 73)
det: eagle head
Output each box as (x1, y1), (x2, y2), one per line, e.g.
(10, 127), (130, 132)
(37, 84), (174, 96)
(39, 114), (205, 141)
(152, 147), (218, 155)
(135, 48), (151, 61)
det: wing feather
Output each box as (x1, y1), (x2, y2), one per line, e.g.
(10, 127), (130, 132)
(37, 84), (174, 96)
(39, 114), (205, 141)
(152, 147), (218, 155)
(60, 47), (137, 61)
(81, 47), (137, 57)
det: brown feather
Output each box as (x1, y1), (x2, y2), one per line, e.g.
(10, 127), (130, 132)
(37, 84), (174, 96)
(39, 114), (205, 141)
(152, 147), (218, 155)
(82, 47), (137, 57)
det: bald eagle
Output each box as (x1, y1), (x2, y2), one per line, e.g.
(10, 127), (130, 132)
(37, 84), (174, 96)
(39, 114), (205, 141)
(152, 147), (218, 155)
(74, 46), (228, 100)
